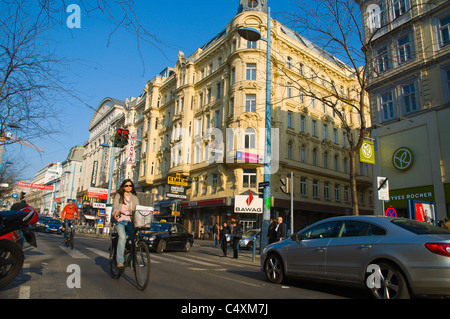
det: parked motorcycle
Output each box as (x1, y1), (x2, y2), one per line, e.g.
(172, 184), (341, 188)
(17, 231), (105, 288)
(0, 205), (38, 290)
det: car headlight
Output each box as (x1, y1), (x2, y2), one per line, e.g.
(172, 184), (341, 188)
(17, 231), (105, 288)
(144, 235), (156, 241)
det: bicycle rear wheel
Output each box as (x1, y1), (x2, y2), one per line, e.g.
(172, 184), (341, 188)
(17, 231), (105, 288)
(109, 237), (122, 279)
(133, 241), (151, 290)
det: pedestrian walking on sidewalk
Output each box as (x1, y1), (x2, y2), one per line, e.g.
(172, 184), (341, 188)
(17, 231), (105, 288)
(213, 223), (219, 245)
(231, 220), (243, 259)
(219, 222), (230, 257)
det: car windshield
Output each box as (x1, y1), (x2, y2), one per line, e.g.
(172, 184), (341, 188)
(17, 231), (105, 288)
(242, 230), (259, 237)
(150, 223), (171, 232)
(391, 219), (450, 235)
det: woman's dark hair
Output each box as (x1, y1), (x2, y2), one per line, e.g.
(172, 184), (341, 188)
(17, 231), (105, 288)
(117, 179), (137, 204)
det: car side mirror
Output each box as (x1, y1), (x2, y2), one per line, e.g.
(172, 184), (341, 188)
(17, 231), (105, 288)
(290, 233), (299, 242)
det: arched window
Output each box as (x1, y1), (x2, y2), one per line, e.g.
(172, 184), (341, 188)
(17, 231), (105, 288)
(244, 128), (256, 149)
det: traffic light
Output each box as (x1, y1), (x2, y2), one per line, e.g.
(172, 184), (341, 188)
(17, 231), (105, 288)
(112, 128), (130, 148)
(113, 128), (123, 147)
(19, 191), (26, 201)
(280, 176), (291, 194)
(121, 129), (129, 147)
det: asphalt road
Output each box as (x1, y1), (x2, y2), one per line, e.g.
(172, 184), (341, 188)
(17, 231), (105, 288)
(0, 232), (371, 301)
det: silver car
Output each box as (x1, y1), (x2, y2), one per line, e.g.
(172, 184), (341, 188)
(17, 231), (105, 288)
(261, 216), (450, 299)
(239, 229), (260, 250)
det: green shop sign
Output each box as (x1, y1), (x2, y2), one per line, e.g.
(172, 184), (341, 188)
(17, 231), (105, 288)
(388, 185), (434, 207)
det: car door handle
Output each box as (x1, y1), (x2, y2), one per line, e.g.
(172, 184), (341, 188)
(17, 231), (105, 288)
(360, 245), (372, 249)
(316, 247), (327, 252)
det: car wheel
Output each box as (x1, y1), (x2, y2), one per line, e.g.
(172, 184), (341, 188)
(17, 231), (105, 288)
(264, 253), (284, 284)
(183, 240), (192, 252)
(156, 239), (166, 254)
(369, 262), (410, 299)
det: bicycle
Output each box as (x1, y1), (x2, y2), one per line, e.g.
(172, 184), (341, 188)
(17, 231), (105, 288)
(64, 219), (75, 250)
(108, 211), (151, 291)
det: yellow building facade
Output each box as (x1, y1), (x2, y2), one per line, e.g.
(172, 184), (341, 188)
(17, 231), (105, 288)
(139, 2), (373, 236)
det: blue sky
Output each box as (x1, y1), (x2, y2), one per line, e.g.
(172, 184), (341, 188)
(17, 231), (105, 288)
(5, 0), (302, 180)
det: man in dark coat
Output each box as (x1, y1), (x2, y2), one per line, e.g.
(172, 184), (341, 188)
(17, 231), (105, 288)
(275, 217), (287, 241)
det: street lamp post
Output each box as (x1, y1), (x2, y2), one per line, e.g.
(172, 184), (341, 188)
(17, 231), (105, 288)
(238, 7), (272, 252)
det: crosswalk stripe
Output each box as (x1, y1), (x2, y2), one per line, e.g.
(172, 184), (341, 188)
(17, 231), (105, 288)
(168, 254), (222, 267)
(150, 254), (189, 266)
(85, 247), (109, 259)
(58, 246), (89, 259)
(58, 244), (257, 270)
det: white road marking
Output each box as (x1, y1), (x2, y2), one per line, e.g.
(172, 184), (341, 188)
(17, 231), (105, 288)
(58, 246), (89, 259)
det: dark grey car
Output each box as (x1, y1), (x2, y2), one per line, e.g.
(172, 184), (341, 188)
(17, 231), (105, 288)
(261, 216), (450, 299)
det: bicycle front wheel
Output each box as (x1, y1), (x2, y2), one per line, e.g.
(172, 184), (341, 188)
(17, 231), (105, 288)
(133, 241), (151, 290)
(69, 230), (74, 250)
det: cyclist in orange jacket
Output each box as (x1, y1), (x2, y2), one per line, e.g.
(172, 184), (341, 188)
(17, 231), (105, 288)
(61, 200), (80, 241)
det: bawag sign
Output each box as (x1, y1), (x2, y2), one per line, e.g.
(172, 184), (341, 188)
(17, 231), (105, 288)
(234, 191), (263, 214)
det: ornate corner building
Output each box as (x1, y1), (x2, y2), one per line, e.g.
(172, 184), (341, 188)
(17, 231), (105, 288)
(135, 0), (373, 236)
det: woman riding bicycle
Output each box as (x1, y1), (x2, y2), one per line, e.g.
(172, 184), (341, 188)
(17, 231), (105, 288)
(112, 179), (139, 269)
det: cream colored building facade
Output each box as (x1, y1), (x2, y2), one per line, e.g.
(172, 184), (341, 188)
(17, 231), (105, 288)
(138, 1), (373, 235)
(358, 0), (450, 220)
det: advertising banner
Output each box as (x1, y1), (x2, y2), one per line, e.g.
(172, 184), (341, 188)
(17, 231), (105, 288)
(234, 191), (263, 214)
(126, 133), (137, 164)
(87, 187), (108, 200)
(17, 181), (54, 191)
(408, 200), (437, 225)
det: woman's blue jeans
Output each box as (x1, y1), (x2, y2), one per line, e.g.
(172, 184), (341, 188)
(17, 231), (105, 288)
(115, 220), (134, 264)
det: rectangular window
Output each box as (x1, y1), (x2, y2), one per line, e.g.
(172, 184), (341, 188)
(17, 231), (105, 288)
(243, 169), (257, 188)
(300, 116), (306, 132)
(335, 184), (340, 201)
(312, 120), (317, 136)
(397, 34), (413, 64)
(288, 111), (293, 128)
(212, 174), (218, 194)
(288, 142), (293, 160)
(376, 45), (390, 73)
(380, 91), (395, 121)
(245, 94), (257, 112)
(246, 64), (257, 80)
(324, 182), (330, 200)
(392, 0), (407, 19)
(344, 186), (350, 203)
(300, 177), (307, 196)
(439, 15), (450, 47)
(401, 83), (417, 114)
(313, 180), (319, 198)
